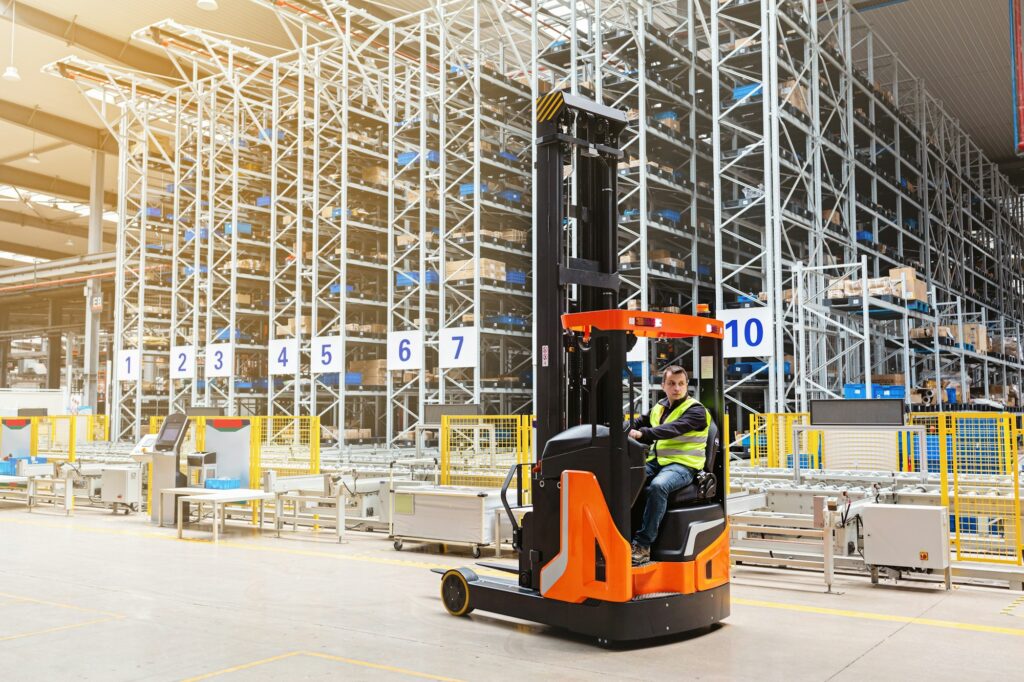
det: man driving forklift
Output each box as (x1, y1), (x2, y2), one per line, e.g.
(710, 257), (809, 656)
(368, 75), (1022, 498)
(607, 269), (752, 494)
(627, 365), (711, 566)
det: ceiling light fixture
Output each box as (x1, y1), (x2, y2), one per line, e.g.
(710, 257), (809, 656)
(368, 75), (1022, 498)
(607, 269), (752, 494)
(3, 1), (19, 82)
(26, 130), (40, 163)
(196, 0), (219, 10)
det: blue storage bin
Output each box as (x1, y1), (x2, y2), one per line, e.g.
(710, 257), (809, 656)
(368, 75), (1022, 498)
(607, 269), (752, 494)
(256, 195), (272, 207)
(785, 453), (817, 469)
(0, 461), (16, 475)
(459, 182), (486, 197)
(506, 269), (527, 284)
(226, 222), (253, 236)
(496, 189), (522, 203)
(205, 478), (242, 490)
(856, 230), (874, 242)
(653, 208), (681, 223)
(345, 372), (363, 385)
(654, 110), (679, 122)
(498, 150), (519, 163)
(736, 294), (759, 304)
(184, 228), (209, 242)
(258, 128), (285, 142)
(397, 150), (440, 166)
(145, 207), (162, 218)
(626, 361), (643, 379)
(732, 83), (763, 100)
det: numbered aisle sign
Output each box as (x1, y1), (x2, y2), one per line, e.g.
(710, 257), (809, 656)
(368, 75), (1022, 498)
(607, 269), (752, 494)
(170, 346), (196, 379)
(117, 348), (140, 381)
(205, 343), (234, 378)
(311, 336), (344, 373)
(439, 327), (479, 369)
(269, 338), (300, 376)
(718, 308), (773, 358)
(387, 330), (424, 371)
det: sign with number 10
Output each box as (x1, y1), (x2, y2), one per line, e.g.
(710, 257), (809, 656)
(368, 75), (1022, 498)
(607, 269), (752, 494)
(717, 308), (773, 359)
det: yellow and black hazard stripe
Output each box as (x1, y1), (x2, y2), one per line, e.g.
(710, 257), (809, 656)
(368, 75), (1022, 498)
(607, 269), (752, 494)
(536, 90), (565, 123)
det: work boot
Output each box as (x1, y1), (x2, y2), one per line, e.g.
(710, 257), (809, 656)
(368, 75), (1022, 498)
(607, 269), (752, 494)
(631, 542), (650, 566)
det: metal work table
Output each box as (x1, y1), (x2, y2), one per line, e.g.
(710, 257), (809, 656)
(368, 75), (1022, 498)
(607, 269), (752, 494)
(173, 488), (274, 543)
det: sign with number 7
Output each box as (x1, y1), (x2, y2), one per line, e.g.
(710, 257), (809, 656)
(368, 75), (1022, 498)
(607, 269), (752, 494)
(439, 327), (479, 369)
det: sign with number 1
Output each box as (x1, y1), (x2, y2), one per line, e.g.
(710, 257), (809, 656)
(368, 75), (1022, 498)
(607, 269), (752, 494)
(439, 327), (478, 369)
(117, 349), (140, 381)
(717, 308), (773, 358)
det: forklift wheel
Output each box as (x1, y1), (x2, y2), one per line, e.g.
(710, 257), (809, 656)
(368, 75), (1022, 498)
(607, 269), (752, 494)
(441, 569), (475, 617)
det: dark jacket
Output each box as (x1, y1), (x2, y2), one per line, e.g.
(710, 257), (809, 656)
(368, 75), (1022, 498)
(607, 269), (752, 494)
(627, 396), (708, 446)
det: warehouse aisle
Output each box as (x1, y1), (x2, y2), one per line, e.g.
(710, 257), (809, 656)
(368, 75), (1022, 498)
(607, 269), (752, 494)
(1, 510), (1023, 681)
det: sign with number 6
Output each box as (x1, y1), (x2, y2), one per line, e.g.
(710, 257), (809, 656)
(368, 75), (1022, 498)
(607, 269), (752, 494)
(205, 343), (234, 378)
(387, 331), (424, 370)
(717, 308), (773, 359)
(439, 327), (479, 369)
(170, 346), (196, 379)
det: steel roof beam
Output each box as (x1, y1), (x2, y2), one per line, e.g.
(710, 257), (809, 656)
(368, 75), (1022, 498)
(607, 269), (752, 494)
(0, 164), (117, 206)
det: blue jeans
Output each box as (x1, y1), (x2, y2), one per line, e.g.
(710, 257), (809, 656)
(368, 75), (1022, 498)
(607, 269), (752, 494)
(634, 460), (695, 548)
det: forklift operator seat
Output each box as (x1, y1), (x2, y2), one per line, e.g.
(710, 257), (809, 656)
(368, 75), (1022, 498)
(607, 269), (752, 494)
(664, 419), (719, 507)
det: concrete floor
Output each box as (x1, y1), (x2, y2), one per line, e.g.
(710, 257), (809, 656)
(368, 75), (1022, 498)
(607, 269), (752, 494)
(2, 505), (1024, 681)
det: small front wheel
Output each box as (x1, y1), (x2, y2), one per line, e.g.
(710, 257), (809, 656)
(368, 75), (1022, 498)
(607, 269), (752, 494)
(471, 546), (482, 559)
(393, 539), (403, 551)
(440, 569), (474, 617)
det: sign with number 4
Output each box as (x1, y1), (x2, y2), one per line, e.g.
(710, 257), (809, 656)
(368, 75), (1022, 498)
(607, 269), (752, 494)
(205, 343), (234, 378)
(170, 346), (195, 379)
(439, 327), (479, 369)
(387, 331), (424, 370)
(718, 308), (773, 358)
(269, 338), (300, 376)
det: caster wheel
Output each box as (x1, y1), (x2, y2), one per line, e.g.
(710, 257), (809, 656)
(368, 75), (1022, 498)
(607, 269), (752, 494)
(596, 637), (613, 649)
(472, 547), (482, 559)
(393, 539), (403, 551)
(441, 569), (474, 617)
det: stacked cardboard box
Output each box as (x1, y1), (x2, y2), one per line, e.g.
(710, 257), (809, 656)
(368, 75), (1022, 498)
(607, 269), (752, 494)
(888, 267), (928, 303)
(361, 165), (388, 186)
(989, 385), (1021, 407)
(349, 359), (387, 385)
(990, 337), (1020, 358)
(344, 428), (373, 440)
(952, 323), (988, 353)
(446, 257), (506, 281)
(910, 325), (954, 340)
(780, 78), (809, 116)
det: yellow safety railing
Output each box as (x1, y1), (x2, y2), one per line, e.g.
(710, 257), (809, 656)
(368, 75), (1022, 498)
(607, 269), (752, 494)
(441, 415), (533, 499)
(35, 416), (77, 462)
(908, 412), (1022, 565)
(251, 416), (321, 484)
(748, 413), (811, 467)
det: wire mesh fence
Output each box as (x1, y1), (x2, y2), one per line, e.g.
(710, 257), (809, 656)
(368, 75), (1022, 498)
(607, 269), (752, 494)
(252, 416), (321, 482)
(749, 413), (810, 467)
(441, 415), (532, 497)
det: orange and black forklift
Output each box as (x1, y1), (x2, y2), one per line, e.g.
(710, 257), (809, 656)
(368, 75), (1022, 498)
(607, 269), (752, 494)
(437, 92), (730, 645)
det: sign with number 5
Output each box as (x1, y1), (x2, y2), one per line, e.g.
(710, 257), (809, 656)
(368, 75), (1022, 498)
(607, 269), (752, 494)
(439, 327), (478, 369)
(387, 331), (423, 370)
(717, 308), (773, 358)
(311, 336), (343, 373)
(205, 343), (234, 378)
(170, 346), (195, 379)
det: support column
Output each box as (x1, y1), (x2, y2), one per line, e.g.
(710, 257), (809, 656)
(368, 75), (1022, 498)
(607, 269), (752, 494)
(83, 150), (105, 410)
(0, 308), (9, 388)
(47, 299), (62, 390)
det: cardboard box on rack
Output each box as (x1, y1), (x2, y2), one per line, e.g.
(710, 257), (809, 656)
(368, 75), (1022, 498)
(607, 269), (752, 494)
(361, 165), (388, 185)
(910, 325), (954, 340)
(780, 78), (809, 116)
(445, 258), (506, 281)
(953, 323), (989, 353)
(889, 267), (928, 303)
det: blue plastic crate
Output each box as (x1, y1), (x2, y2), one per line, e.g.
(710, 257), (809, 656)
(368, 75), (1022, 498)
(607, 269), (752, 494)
(345, 371), (363, 385)
(256, 195), (272, 207)
(653, 110), (679, 122)
(184, 228), (209, 242)
(145, 207), (162, 218)
(653, 208), (681, 223)
(496, 189), (522, 203)
(226, 222), (253, 236)
(214, 327), (251, 342)
(329, 283), (356, 295)
(205, 478), (242, 490)
(498, 150), (519, 163)
(856, 230), (874, 242)
(183, 265), (209, 276)
(622, 208), (640, 219)
(733, 83), (763, 100)
(258, 128), (285, 142)
(736, 294), (759, 304)
(0, 461), (15, 475)
(318, 373), (340, 388)
(785, 453), (818, 469)
(506, 269), (527, 284)
(697, 264), (711, 276)
(397, 150), (440, 166)
(459, 182), (488, 197)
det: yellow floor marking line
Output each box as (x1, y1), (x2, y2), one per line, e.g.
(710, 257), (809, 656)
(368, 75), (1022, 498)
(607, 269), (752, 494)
(733, 597), (1024, 637)
(180, 650), (464, 682)
(0, 616), (121, 643)
(0, 590), (125, 618)
(1001, 595), (1024, 617)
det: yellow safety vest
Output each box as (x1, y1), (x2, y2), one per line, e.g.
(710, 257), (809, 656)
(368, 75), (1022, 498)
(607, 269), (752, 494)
(647, 396), (709, 470)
